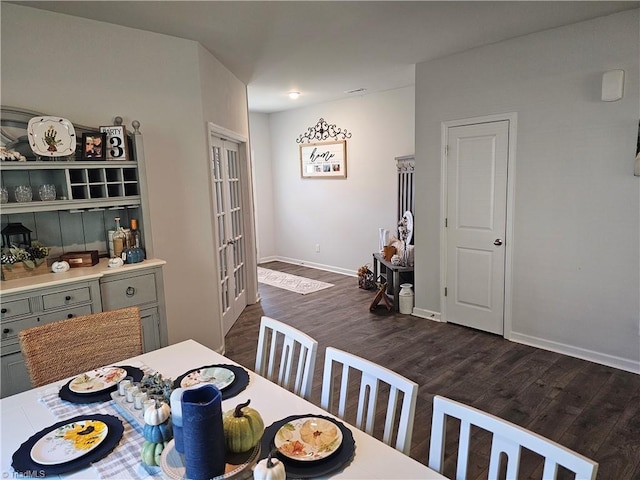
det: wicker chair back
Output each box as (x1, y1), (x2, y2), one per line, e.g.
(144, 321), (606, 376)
(18, 306), (143, 387)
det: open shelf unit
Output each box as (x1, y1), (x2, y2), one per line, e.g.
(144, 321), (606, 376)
(1, 161), (140, 214)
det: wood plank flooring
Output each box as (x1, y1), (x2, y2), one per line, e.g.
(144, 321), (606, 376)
(224, 261), (640, 479)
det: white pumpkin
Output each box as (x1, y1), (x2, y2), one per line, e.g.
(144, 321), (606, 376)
(144, 401), (171, 426)
(51, 261), (70, 273)
(108, 257), (124, 268)
(254, 451), (285, 480)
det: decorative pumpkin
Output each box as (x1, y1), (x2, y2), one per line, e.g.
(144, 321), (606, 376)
(254, 450), (286, 480)
(143, 419), (173, 443)
(144, 401), (171, 426)
(51, 260), (70, 273)
(108, 257), (124, 268)
(223, 399), (264, 453)
(141, 440), (168, 466)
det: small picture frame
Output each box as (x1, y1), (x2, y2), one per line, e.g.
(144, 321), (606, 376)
(100, 125), (130, 161)
(81, 132), (107, 160)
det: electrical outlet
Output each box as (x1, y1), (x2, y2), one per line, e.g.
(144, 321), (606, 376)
(315, 244), (320, 253)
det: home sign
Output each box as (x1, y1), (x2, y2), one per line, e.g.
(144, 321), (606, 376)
(299, 140), (347, 178)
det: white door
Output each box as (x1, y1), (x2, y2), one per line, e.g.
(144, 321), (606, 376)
(210, 135), (248, 334)
(445, 120), (509, 335)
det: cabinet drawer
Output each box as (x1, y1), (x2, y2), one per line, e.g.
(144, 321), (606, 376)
(101, 273), (157, 310)
(1, 305), (93, 345)
(0, 298), (31, 320)
(42, 287), (92, 310)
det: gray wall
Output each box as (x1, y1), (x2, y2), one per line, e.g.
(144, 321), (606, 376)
(1, 4), (251, 352)
(415, 10), (639, 371)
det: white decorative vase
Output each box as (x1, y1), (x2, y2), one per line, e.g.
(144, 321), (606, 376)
(399, 283), (414, 314)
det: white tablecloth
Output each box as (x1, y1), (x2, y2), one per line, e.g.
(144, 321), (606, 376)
(1, 339), (446, 479)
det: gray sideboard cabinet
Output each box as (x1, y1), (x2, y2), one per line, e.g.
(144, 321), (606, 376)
(99, 263), (168, 353)
(0, 108), (167, 398)
(0, 279), (102, 397)
(0, 260), (168, 398)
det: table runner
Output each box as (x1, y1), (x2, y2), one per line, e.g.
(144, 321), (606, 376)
(38, 362), (162, 479)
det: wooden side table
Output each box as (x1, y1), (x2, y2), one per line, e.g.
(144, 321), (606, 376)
(372, 252), (414, 312)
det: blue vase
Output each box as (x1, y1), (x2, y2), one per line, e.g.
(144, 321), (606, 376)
(181, 384), (226, 480)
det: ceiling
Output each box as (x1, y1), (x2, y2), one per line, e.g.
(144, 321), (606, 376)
(12, 1), (638, 113)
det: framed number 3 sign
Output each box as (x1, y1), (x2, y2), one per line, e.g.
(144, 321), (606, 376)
(99, 125), (130, 161)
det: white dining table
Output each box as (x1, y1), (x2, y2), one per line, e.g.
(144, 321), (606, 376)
(1, 339), (446, 479)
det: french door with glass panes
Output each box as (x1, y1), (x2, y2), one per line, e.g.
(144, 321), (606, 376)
(210, 135), (247, 334)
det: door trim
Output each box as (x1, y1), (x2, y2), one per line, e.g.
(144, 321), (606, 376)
(439, 113), (517, 339)
(206, 122), (259, 338)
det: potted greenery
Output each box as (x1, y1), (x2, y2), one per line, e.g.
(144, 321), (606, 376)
(1, 241), (50, 280)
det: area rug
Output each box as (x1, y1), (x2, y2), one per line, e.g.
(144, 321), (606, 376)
(257, 267), (334, 295)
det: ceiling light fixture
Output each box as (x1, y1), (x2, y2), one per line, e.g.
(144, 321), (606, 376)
(288, 91), (300, 99)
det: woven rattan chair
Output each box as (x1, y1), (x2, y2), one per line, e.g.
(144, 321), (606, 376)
(18, 306), (143, 387)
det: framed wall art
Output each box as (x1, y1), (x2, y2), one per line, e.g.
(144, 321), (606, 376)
(100, 125), (130, 160)
(299, 140), (347, 178)
(81, 132), (107, 160)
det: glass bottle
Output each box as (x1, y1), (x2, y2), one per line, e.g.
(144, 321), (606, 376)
(112, 217), (127, 259)
(126, 218), (145, 263)
(130, 218), (141, 248)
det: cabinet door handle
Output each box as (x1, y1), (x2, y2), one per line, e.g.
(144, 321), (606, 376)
(65, 295), (72, 301)
(1, 308), (7, 314)
(126, 286), (136, 297)
(3, 328), (11, 334)
(67, 313), (74, 319)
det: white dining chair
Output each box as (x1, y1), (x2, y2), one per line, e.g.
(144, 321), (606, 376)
(428, 395), (598, 480)
(320, 346), (418, 455)
(255, 316), (318, 400)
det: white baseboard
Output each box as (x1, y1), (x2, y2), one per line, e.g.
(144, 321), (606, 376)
(412, 307), (443, 322)
(510, 331), (640, 374)
(261, 256), (357, 277)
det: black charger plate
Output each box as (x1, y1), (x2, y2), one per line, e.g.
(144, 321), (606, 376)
(259, 414), (355, 479)
(173, 364), (250, 401)
(12, 414), (124, 476)
(59, 365), (144, 404)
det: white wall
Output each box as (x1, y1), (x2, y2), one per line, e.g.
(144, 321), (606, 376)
(1, 4), (251, 352)
(249, 113), (276, 262)
(254, 87), (415, 274)
(415, 10), (639, 372)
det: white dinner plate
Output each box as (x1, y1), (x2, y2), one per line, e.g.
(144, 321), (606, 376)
(30, 420), (108, 465)
(274, 417), (343, 462)
(27, 116), (76, 157)
(180, 366), (235, 390)
(403, 210), (413, 244)
(69, 366), (127, 394)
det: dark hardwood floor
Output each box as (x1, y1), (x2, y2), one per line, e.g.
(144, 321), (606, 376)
(224, 261), (640, 479)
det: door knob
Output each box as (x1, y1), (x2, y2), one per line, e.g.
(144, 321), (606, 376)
(494, 239), (503, 246)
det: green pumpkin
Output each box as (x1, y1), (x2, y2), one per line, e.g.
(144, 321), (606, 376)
(222, 399), (265, 453)
(143, 419), (173, 443)
(141, 440), (168, 466)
